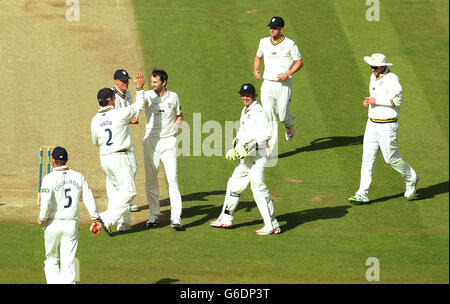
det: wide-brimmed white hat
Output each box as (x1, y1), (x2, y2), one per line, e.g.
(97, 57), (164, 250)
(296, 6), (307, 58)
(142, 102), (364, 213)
(363, 53), (393, 66)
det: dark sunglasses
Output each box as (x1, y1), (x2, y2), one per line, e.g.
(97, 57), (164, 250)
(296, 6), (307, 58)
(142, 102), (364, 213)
(370, 66), (380, 70)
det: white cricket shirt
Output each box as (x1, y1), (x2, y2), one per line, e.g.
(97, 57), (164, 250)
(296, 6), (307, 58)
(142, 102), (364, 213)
(368, 70), (403, 120)
(91, 90), (144, 156)
(256, 36), (302, 81)
(39, 166), (99, 221)
(236, 100), (271, 146)
(144, 89), (182, 138)
(113, 86), (133, 109)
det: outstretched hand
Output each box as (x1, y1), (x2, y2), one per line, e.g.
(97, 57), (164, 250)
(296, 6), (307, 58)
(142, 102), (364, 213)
(134, 72), (145, 89)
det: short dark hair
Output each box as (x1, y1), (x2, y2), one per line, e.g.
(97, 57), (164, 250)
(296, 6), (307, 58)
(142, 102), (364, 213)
(152, 69), (168, 86)
(54, 159), (67, 166)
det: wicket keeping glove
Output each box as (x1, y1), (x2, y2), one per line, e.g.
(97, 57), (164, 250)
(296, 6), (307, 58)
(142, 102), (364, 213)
(234, 140), (258, 159)
(225, 148), (237, 160)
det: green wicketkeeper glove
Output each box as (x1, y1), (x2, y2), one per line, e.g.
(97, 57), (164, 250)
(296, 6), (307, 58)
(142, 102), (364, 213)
(234, 143), (248, 159)
(235, 140), (258, 159)
(225, 148), (237, 160)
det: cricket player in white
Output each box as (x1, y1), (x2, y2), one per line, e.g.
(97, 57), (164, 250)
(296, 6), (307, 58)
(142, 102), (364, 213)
(112, 69), (140, 230)
(210, 83), (281, 235)
(38, 146), (102, 284)
(143, 69), (184, 230)
(91, 73), (146, 234)
(254, 16), (304, 156)
(349, 54), (419, 204)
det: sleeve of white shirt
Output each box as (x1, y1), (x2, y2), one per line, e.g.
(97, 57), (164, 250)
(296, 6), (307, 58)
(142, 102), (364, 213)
(290, 42), (302, 60)
(377, 75), (403, 108)
(90, 118), (99, 146)
(80, 177), (99, 221)
(256, 38), (264, 57)
(125, 91), (132, 107)
(132, 89), (145, 113)
(39, 176), (53, 222)
(175, 93), (182, 115)
(121, 89), (145, 122)
(144, 90), (152, 107)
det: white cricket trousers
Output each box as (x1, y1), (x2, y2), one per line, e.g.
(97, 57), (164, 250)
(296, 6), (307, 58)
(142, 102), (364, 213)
(114, 148), (137, 227)
(43, 219), (78, 284)
(357, 119), (417, 197)
(261, 79), (295, 148)
(219, 155), (279, 229)
(143, 135), (182, 223)
(99, 152), (136, 227)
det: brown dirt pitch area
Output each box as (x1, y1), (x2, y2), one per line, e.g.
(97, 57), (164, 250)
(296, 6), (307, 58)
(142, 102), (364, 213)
(0, 0), (168, 225)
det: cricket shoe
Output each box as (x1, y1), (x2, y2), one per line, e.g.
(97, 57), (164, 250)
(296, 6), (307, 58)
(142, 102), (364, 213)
(285, 126), (295, 141)
(146, 215), (158, 228)
(404, 175), (419, 200)
(255, 226), (281, 236)
(171, 221), (184, 231)
(210, 219), (232, 229)
(130, 204), (139, 212)
(348, 193), (370, 205)
(117, 223), (132, 232)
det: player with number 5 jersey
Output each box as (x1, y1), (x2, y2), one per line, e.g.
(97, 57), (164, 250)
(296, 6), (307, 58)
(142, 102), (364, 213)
(90, 72), (146, 234)
(38, 146), (101, 284)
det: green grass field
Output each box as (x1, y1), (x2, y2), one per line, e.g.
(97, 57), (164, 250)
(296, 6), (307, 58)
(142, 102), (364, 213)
(0, 0), (448, 285)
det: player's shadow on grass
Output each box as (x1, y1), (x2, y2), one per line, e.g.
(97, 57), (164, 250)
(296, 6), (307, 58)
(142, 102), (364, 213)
(138, 190), (226, 212)
(232, 205), (352, 232)
(128, 190), (227, 232)
(182, 200), (258, 228)
(278, 135), (363, 158)
(366, 180), (449, 205)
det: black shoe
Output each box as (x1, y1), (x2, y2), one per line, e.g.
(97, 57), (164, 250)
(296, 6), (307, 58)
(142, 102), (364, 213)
(171, 222), (183, 231)
(146, 216), (158, 228)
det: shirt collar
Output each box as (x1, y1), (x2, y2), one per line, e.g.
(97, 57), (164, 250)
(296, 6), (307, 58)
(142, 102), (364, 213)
(153, 89), (170, 100)
(98, 105), (114, 113)
(113, 86), (126, 99)
(270, 35), (285, 45)
(53, 165), (69, 171)
(375, 67), (391, 80)
(244, 100), (258, 113)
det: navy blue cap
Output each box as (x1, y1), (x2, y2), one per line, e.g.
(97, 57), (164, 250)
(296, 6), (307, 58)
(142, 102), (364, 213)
(52, 146), (68, 161)
(97, 88), (115, 103)
(238, 83), (256, 95)
(268, 16), (284, 28)
(114, 69), (131, 81)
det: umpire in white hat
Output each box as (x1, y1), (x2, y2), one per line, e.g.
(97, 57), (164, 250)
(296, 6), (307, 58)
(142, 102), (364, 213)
(348, 53), (418, 204)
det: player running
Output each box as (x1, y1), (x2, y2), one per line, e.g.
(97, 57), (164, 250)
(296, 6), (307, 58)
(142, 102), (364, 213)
(254, 16), (304, 158)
